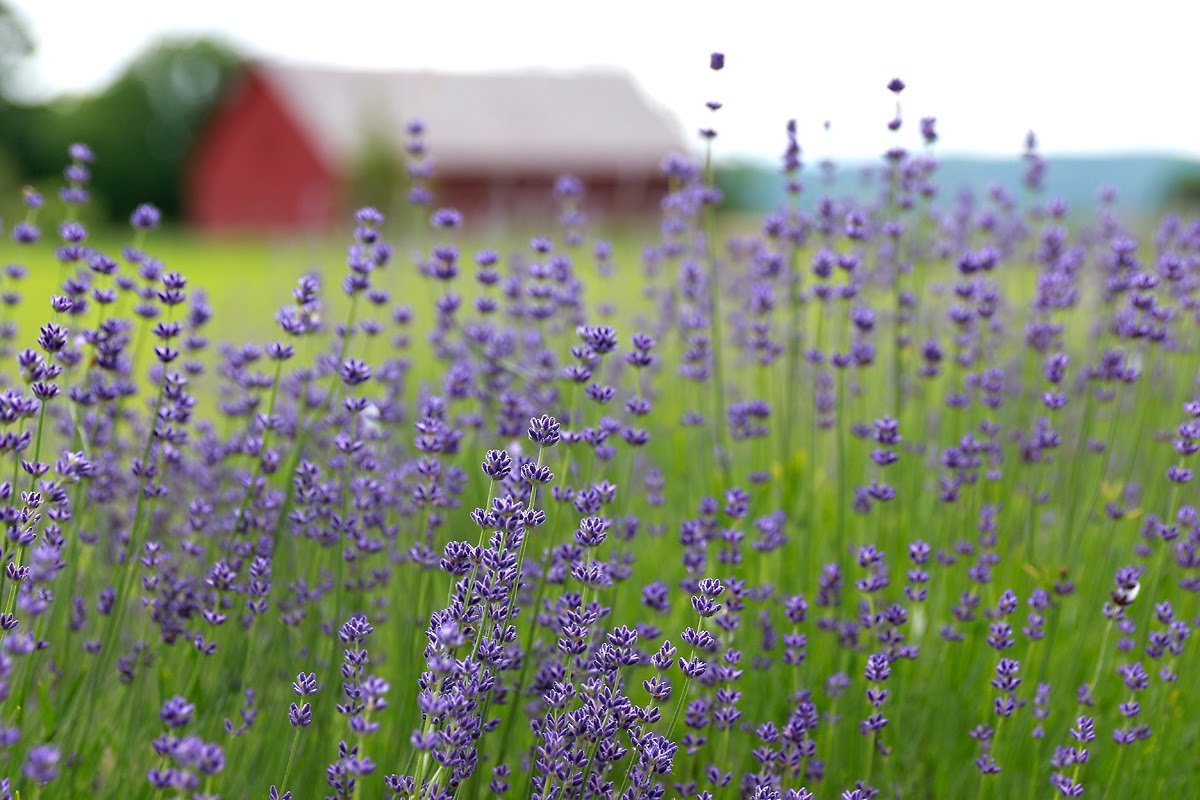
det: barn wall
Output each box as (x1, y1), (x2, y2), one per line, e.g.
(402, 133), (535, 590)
(185, 73), (340, 233)
(436, 173), (668, 221)
(187, 68), (674, 232)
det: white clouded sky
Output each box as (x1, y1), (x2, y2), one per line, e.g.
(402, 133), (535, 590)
(10, 0), (1200, 161)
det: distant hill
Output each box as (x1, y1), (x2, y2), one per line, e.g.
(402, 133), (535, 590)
(717, 154), (1200, 215)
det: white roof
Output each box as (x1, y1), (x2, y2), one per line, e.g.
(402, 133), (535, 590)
(255, 62), (686, 175)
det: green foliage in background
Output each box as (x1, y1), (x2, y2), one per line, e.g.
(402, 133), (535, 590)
(0, 11), (242, 224)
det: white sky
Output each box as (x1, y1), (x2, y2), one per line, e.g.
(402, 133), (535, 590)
(10, 0), (1200, 162)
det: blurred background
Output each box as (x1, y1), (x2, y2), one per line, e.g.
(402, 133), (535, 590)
(2, 0), (1200, 233)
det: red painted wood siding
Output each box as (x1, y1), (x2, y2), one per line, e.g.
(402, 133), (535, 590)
(185, 71), (340, 233)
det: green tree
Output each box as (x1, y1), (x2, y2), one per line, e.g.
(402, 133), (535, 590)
(0, 1), (39, 201)
(0, 1), (33, 94)
(1165, 170), (1200, 210)
(348, 130), (406, 222)
(0, 34), (244, 223)
(68, 38), (244, 221)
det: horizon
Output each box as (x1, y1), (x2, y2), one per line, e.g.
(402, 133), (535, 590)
(8, 0), (1200, 163)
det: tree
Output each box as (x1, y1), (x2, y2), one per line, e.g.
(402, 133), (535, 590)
(1165, 171), (1200, 210)
(0, 1), (33, 96)
(69, 38), (244, 220)
(0, 0), (39, 188)
(0, 34), (244, 223)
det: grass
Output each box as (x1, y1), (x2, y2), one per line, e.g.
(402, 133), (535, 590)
(2, 197), (1199, 799)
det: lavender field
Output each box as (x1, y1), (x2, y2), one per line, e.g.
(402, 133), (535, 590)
(1, 64), (1198, 800)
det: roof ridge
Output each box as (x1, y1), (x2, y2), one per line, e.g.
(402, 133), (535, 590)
(247, 62), (687, 173)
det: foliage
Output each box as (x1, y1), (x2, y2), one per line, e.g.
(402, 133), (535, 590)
(348, 130), (407, 224)
(1164, 170), (1200, 210)
(0, 1), (33, 93)
(0, 36), (242, 223)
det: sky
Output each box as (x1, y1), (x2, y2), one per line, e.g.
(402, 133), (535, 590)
(9, 0), (1200, 163)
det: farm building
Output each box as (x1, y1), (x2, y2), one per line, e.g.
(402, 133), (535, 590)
(185, 62), (686, 232)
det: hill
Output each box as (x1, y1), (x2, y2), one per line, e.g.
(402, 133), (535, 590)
(718, 154), (1200, 214)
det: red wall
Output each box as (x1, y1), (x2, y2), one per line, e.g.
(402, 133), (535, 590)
(186, 69), (670, 232)
(437, 173), (668, 219)
(185, 72), (340, 233)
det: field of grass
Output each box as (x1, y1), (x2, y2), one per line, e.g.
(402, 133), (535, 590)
(1, 122), (1199, 800)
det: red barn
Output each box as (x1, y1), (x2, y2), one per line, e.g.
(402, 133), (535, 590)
(185, 62), (687, 233)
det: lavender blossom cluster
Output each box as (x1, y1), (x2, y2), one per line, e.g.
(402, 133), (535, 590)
(0, 57), (1197, 800)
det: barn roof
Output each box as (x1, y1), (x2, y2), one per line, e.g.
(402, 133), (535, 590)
(252, 62), (687, 175)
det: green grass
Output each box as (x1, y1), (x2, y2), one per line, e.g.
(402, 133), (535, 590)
(4, 214), (1199, 799)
